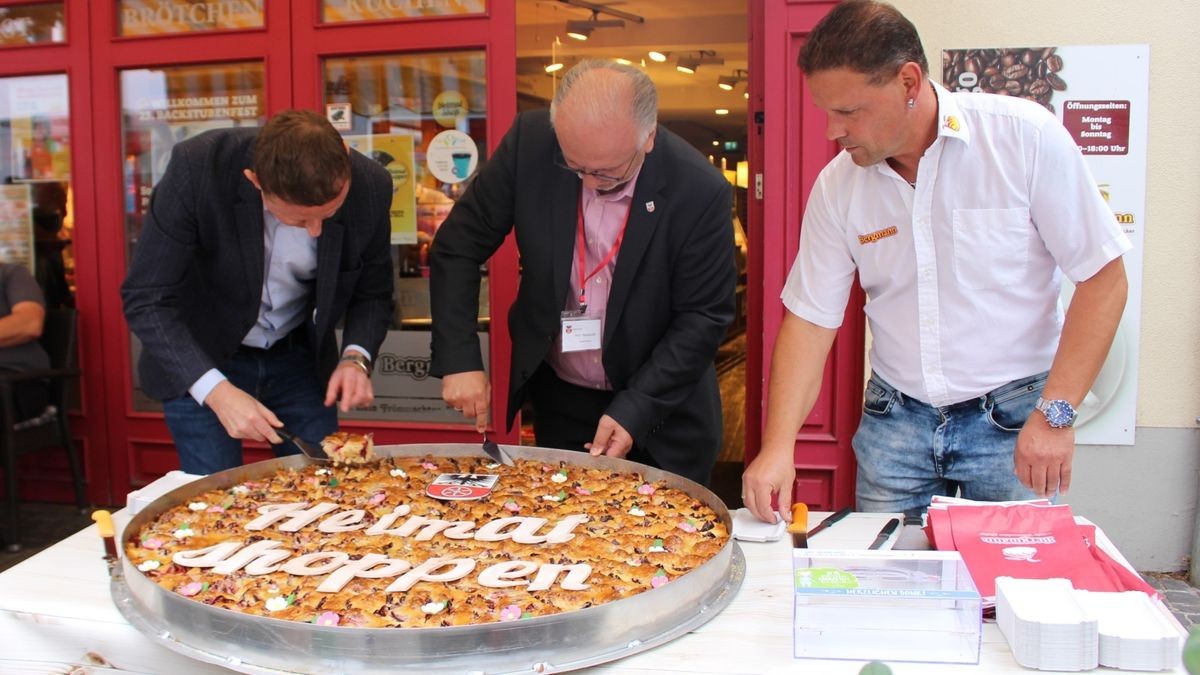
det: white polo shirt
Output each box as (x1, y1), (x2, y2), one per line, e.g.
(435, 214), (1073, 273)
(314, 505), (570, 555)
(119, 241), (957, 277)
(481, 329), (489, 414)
(782, 82), (1131, 407)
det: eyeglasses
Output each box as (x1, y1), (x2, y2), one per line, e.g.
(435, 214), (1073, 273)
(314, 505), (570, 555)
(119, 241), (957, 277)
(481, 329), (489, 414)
(554, 147), (641, 184)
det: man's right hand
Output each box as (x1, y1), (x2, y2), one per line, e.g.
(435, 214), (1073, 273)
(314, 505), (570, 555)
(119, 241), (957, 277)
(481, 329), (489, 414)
(741, 446), (797, 524)
(204, 380), (284, 443)
(442, 370), (490, 433)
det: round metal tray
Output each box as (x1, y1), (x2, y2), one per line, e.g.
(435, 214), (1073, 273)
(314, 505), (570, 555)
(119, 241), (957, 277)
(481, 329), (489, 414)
(112, 443), (745, 674)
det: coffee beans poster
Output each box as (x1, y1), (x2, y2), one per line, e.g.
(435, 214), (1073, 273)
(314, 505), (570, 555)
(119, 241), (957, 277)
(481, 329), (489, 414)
(942, 45), (1149, 445)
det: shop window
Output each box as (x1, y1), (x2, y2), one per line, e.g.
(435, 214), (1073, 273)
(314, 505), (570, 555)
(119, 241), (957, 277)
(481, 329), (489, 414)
(116, 0), (264, 37)
(120, 61), (265, 412)
(320, 0), (485, 24)
(0, 2), (65, 46)
(323, 50), (487, 424)
(0, 73), (74, 309)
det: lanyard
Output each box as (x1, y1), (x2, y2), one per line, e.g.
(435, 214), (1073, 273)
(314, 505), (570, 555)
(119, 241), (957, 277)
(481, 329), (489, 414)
(575, 191), (632, 312)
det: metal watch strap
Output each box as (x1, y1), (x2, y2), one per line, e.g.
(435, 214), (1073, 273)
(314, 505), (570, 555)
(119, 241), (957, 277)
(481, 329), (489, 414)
(340, 352), (372, 376)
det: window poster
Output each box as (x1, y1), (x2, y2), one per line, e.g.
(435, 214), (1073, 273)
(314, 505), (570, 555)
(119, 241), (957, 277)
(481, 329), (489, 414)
(345, 134), (418, 246)
(0, 184), (35, 272)
(942, 45), (1149, 445)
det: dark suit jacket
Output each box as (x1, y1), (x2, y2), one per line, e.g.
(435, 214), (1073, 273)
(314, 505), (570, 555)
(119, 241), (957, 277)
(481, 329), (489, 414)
(429, 110), (736, 480)
(122, 127), (394, 401)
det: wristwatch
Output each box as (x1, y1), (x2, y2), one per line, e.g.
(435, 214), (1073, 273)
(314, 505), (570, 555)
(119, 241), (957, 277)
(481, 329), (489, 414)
(1034, 397), (1077, 428)
(340, 352), (373, 377)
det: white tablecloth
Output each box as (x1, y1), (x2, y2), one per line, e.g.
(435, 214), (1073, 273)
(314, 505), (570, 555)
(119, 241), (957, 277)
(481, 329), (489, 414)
(0, 511), (1184, 674)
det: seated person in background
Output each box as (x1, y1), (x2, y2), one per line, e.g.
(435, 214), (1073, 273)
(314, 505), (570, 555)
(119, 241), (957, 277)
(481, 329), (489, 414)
(0, 262), (50, 420)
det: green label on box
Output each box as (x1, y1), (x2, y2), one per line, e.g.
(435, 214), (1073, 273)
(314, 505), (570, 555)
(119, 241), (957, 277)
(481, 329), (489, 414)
(795, 567), (859, 589)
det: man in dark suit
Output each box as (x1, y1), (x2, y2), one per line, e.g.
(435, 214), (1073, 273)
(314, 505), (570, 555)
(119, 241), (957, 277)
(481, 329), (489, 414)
(430, 60), (736, 485)
(122, 110), (394, 474)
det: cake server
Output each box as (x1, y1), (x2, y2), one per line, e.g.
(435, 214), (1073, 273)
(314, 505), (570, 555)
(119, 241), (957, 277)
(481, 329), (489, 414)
(275, 427), (329, 463)
(482, 432), (514, 466)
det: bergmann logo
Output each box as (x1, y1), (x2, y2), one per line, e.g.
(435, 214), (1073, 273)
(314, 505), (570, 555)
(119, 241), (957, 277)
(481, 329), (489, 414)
(378, 353), (431, 380)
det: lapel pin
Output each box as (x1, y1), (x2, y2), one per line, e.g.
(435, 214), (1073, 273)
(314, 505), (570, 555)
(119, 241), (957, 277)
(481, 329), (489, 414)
(645, 201), (655, 212)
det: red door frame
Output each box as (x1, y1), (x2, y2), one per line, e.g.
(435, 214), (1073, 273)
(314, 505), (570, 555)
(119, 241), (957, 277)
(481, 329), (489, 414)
(746, 0), (865, 510)
(290, 2), (520, 448)
(90, 1), (295, 498)
(0, 0), (104, 504)
(89, 2), (520, 498)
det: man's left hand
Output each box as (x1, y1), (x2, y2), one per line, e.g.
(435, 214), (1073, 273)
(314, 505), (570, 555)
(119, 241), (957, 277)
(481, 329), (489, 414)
(1014, 413), (1074, 497)
(586, 414), (634, 459)
(325, 362), (375, 412)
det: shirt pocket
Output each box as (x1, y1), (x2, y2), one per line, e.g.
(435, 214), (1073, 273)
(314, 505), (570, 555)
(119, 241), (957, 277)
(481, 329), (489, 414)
(951, 207), (1031, 290)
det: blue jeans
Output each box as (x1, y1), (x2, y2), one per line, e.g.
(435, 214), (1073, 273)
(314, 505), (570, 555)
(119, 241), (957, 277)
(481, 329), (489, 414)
(163, 343), (337, 475)
(852, 371), (1046, 521)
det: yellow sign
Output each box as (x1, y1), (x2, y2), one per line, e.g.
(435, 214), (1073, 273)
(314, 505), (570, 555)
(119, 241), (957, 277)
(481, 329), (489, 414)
(433, 90), (468, 128)
(346, 134), (417, 246)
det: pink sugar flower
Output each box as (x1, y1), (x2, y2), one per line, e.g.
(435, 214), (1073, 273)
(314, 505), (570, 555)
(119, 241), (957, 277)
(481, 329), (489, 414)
(677, 521), (697, 533)
(574, 487), (592, 496)
(504, 500), (520, 513)
(206, 505), (225, 513)
(369, 492), (387, 505)
(637, 483), (656, 496)
(651, 571), (669, 589)
(314, 611), (340, 626)
(422, 462), (438, 470)
(178, 581), (204, 597)
(499, 604), (522, 621)
(142, 537), (166, 550)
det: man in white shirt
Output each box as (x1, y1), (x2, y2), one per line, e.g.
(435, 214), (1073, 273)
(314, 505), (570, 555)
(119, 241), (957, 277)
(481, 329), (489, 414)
(742, 0), (1129, 523)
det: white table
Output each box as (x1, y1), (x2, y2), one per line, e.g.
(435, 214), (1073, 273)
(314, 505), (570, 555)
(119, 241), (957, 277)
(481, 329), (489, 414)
(0, 512), (1184, 674)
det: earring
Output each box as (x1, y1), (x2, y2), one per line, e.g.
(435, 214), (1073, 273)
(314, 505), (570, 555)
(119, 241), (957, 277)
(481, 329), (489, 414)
(907, 98), (915, 109)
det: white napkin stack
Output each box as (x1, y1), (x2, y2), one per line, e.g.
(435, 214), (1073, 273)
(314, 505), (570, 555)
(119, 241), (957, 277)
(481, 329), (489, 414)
(996, 577), (1098, 671)
(1076, 590), (1181, 671)
(996, 576), (1181, 671)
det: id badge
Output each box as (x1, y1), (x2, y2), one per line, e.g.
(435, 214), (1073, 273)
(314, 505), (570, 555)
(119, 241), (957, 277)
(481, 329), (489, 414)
(560, 311), (601, 353)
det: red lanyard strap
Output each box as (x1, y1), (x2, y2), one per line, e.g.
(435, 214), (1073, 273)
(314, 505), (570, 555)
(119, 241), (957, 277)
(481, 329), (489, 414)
(576, 192), (631, 310)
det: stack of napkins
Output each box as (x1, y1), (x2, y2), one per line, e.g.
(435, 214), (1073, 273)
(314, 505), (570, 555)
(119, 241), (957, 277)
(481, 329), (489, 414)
(996, 577), (1182, 671)
(996, 577), (1097, 671)
(1076, 589), (1181, 671)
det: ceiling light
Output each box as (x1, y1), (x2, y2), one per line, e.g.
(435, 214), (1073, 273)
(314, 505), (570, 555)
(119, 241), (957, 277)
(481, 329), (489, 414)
(712, 140), (720, 146)
(715, 108), (730, 116)
(614, 58), (632, 66)
(648, 51), (667, 62)
(566, 12), (625, 41)
(675, 50), (724, 75)
(718, 69), (750, 91)
(545, 62), (564, 73)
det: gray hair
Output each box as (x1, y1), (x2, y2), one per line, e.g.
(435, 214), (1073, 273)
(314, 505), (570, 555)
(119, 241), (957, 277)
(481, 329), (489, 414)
(550, 59), (658, 143)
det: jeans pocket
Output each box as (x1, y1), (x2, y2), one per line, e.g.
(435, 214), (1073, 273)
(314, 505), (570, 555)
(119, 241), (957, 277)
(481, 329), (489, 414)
(863, 378), (897, 417)
(986, 378), (1044, 432)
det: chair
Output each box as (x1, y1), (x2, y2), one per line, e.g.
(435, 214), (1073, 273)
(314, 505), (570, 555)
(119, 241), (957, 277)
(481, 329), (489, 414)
(0, 308), (86, 552)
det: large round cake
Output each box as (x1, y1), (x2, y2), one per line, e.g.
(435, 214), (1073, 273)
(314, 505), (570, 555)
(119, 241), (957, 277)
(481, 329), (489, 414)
(123, 453), (729, 629)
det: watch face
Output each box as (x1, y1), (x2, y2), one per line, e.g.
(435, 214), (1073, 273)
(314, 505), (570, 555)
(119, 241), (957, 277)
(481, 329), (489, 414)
(1045, 399), (1075, 427)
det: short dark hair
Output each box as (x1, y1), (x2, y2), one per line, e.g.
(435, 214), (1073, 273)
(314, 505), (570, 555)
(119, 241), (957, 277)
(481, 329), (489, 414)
(252, 109), (349, 206)
(798, 0), (928, 84)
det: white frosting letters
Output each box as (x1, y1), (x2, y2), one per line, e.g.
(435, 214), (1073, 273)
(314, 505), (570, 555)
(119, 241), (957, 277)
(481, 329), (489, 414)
(385, 557), (476, 592)
(477, 560), (540, 587)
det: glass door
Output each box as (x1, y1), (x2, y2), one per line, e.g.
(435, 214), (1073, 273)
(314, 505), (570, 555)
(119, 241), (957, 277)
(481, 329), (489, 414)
(292, 1), (518, 444)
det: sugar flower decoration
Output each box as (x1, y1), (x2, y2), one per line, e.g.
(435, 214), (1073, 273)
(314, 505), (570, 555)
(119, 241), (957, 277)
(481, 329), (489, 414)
(637, 483), (656, 496)
(178, 581), (206, 597)
(421, 600), (448, 615)
(389, 468), (407, 478)
(314, 611), (340, 626)
(504, 500), (521, 513)
(551, 469), (568, 484)
(651, 569), (669, 588)
(628, 505), (646, 517)
(499, 604), (522, 622)
(137, 559), (161, 572)
(187, 501), (208, 511)
(265, 595), (292, 612)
